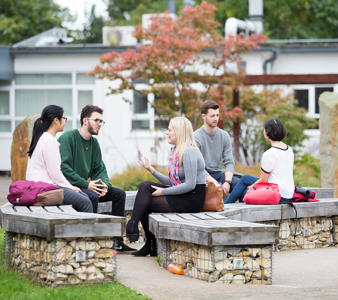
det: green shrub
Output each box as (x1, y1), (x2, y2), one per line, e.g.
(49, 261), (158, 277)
(294, 154), (321, 187)
(110, 165), (167, 191)
(236, 154), (321, 188)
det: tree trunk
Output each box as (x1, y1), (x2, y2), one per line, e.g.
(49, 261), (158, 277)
(232, 88), (240, 162)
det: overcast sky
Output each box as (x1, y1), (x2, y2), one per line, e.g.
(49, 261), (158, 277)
(54, 0), (109, 30)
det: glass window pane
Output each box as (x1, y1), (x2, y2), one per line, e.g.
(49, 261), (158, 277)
(15, 120), (23, 128)
(76, 120), (82, 128)
(132, 120), (150, 130)
(15, 89), (72, 116)
(0, 91), (10, 115)
(0, 121), (11, 132)
(133, 91), (148, 114)
(15, 74), (72, 85)
(294, 89), (309, 110)
(155, 119), (169, 130)
(0, 80), (11, 86)
(63, 120), (73, 131)
(315, 87), (333, 114)
(78, 90), (93, 112)
(76, 73), (95, 84)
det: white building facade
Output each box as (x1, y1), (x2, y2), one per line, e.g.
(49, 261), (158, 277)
(0, 38), (338, 176)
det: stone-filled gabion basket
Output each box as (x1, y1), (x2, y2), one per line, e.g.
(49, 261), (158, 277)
(158, 239), (272, 284)
(5, 232), (117, 287)
(263, 216), (336, 250)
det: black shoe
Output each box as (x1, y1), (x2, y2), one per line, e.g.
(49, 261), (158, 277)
(126, 219), (139, 242)
(150, 239), (157, 257)
(132, 240), (151, 256)
(113, 239), (136, 252)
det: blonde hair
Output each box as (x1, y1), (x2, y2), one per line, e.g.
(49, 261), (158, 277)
(170, 116), (201, 166)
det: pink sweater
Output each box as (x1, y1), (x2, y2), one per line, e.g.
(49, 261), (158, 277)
(26, 132), (73, 189)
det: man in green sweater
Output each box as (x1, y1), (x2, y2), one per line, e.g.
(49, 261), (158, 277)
(58, 105), (135, 252)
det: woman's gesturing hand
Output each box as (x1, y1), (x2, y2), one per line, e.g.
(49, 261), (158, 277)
(138, 157), (155, 173)
(151, 185), (163, 196)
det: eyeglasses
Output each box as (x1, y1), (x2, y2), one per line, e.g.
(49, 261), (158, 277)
(87, 118), (106, 125)
(62, 116), (68, 122)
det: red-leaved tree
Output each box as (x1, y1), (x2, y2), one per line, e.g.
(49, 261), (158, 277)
(89, 1), (266, 160)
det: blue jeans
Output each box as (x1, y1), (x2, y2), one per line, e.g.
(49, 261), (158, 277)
(224, 175), (258, 204)
(208, 171), (240, 193)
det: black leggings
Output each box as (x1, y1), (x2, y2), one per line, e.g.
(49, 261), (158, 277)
(131, 181), (206, 239)
(131, 181), (172, 239)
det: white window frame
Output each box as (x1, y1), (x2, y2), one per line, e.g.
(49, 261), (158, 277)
(291, 84), (337, 119)
(13, 72), (95, 130)
(131, 85), (154, 132)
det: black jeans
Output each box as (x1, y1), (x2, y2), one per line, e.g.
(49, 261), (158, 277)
(81, 185), (126, 216)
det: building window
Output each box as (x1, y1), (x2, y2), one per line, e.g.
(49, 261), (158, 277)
(133, 90), (148, 114)
(0, 89), (10, 132)
(131, 90), (171, 131)
(15, 73), (72, 85)
(315, 87), (333, 114)
(1, 73), (95, 133)
(293, 85), (334, 117)
(131, 91), (151, 130)
(15, 89), (72, 116)
(78, 90), (93, 111)
(0, 91), (10, 115)
(294, 89), (309, 110)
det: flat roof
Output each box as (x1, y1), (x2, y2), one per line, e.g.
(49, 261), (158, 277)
(10, 39), (338, 55)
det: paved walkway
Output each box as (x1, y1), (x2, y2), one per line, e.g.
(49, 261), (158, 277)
(1, 175), (338, 299)
(0, 174), (11, 206)
(116, 247), (338, 300)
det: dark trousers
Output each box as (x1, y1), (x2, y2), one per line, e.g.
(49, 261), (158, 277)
(208, 171), (240, 193)
(81, 185), (126, 216)
(61, 187), (93, 213)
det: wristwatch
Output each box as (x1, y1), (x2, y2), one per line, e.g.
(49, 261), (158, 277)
(224, 180), (232, 185)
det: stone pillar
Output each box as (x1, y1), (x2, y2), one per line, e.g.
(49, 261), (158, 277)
(319, 92), (338, 197)
(10, 115), (39, 182)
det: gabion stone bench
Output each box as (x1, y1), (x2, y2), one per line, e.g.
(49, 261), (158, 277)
(149, 212), (278, 284)
(149, 189), (338, 285)
(0, 203), (125, 287)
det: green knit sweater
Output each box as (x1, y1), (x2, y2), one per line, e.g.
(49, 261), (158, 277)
(58, 129), (111, 189)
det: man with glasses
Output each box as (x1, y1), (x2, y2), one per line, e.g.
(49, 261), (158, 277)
(58, 105), (135, 252)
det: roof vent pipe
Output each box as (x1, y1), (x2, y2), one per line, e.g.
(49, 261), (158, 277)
(225, 18), (256, 38)
(167, 1), (176, 14)
(249, 0), (263, 34)
(183, 0), (194, 7)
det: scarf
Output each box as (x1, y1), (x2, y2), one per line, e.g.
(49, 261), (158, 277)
(168, 147), (181, 186)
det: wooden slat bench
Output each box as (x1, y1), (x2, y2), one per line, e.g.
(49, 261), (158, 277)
(0, 203), (125, 286)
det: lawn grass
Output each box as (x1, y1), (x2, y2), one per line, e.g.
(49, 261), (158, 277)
(0, 229), (149, 300)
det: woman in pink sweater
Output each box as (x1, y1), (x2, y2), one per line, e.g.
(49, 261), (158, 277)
(26, 105), (93, 212)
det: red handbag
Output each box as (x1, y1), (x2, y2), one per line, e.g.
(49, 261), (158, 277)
(243, 182), (281, 205)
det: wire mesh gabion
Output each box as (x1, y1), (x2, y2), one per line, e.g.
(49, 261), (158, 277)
(158, 239), (272, 284)
(4, 232), (117, 287)
(263, 216), (335, 250)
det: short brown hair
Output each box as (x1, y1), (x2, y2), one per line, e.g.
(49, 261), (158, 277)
(80, 105), (103, 125)
(201, 100), (219, 114)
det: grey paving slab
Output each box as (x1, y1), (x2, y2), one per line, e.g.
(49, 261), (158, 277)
(116, 247), (338, 300)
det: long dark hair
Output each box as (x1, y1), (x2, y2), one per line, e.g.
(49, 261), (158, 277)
(28, 105), (64, 157)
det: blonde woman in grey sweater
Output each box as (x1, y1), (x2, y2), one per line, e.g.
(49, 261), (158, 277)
(126, 117), (206, 257)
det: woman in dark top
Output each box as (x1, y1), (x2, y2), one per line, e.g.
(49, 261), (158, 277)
(126, 116), (206, 256)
